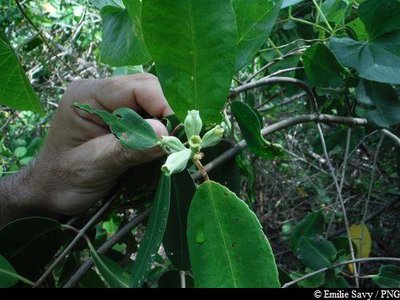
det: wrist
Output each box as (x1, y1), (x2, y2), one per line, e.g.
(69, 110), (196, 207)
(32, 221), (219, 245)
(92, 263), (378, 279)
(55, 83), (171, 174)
(0, 161), (57, 227)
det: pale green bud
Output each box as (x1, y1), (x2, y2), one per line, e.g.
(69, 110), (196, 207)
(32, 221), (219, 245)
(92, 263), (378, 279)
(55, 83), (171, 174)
(189, 135), (202, 153)
(201, 125), (224, 148)
(184, 110), (202, 140)
(159, 136), (186, 154)
(161, 149), (191, 176)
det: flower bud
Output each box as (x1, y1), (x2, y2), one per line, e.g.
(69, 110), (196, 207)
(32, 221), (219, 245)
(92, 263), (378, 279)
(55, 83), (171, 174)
(201, 125), (224, 148)
(161, 149), (192, 176)
(184, 110), (202, 140)
(159, 136), (186, 154)
(189, 135), (202, 153)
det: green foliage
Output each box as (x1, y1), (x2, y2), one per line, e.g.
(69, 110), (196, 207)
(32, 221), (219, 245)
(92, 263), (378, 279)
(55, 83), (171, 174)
(0, 255), (19, 288)
(233, 0), (283, 72)
(100, 0), (150, 66)
(142, 0), (237, 124)
(372, 265), (400, 288)
(187, 181), (280, 288)
(130, 174), (171, 288)
(231, 101), (284, 159)
(0, 33), (43, 114)
(290, 211), (324, 250)
(163, 171), (195, 271)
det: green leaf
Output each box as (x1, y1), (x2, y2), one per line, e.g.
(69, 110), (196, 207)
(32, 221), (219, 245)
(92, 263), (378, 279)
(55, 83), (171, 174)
(163, 171), (195, 271)
(130, 174), (171, 287)
(91, 0), (123, 10)
(296, 235), (337, 271)
(356, 80), (400, 128)
(74, 103), (158, 150)
(13, 146), (27, 158)
(358, 0), (400, 40)
(290, 270), (325, 288)
(329, 32), (400, 85)
(303, 43), (344, 88)
(372, 265), (400, 288)
(90, 248), (130, 288)
(100, 0), (150, 67)
(321, 0), (350, 26)
(142, 0), (237, 124)
(0, 255), (19, 288)
(233, 0), (283, 72)
(0, 217), (64, 279)
(0, 33), (43, 114)
(290, 211), (324, 250)
(187, 181), (280, 288)
(231, 101), (284, 159)
(324, 270), (350, 288)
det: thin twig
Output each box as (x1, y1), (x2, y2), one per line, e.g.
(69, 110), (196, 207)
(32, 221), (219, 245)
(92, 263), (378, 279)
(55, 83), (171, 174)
(381, 129), (400, 147)
(316, 124), (359, 287)
(193, 114), (367, 180)
(63, 208), (151, 288)
(34, 194), (118, 287)
(282, 257), (400, 288)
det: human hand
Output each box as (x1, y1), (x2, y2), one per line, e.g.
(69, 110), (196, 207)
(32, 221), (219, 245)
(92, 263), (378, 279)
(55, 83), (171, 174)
(25, 74), (172, 216)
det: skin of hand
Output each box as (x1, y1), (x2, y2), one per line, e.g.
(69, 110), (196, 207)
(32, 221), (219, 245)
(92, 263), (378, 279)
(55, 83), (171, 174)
(0, 74), (172, 222)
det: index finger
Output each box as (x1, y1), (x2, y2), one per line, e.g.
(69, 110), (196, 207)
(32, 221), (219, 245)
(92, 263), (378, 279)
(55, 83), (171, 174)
(66, 73), (173, 118)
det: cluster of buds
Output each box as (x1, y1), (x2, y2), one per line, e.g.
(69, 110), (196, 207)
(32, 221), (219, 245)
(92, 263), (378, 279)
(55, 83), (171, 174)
(159, 110), (224, 176)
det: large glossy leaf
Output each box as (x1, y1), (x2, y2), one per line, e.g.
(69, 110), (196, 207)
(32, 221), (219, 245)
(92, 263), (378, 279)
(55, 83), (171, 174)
(163, 171), (195, 271)
(74, 103), (158, 150)
(142, 0), (237, 124)
(290, 211), (324, 250)
(0, 255), (19, 288)
(329, 32), (400, 85)
(356, 80), (400, 128)
(100, 0), (150, 67)
(296, 235), (337, 271)
(231, 101), (284, 159)
(0, 217), (64, 279)
(372, 265), (400, 288)
(90, 246), (130, 288)
(187, 181), (280, 288)
(0, 33), (43, 114)
(358, 0), (400, 40)
(130, 174), (171, 287)
(233, 0), (283, 72)
(303, 43), (344, 88)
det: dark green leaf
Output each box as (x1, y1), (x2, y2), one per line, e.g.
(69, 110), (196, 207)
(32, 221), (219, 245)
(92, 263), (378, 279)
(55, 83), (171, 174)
(296, 235), (337, 271)
(0, 217), (65, 279)
(325, 270), (350, 288)
(130, 174), (171, 287)
(0, 255), (19, 288)
(356, 80), (400, 128)
(303, 43), (344, 88)
(157, 270), (194, 288)
(90, 247), (130, 288)
(321, 0), (350, 25)
(290, 270), (325, 288)
(358, 0), (400, 40)
(231, 101), (284, 159)
(0, 33), (43, 114)
(372, 265), (400, 288)
(142, 0), (237, 124)
(329, 32), (400, 85)
(163, 171), (195, 271)
(291, 211), (325, 250)
(74, 103), (159, 150)
(187, 181), (280, 288)
(233, 0), (283, 72)
(101, 0), (150, 67)
(91, 0), (123, 10)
